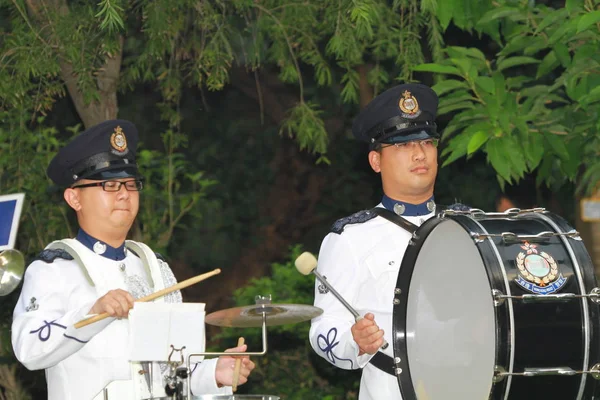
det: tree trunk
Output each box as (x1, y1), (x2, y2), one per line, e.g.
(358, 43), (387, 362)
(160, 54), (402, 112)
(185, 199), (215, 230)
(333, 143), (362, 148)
(25, 0), (122, 129)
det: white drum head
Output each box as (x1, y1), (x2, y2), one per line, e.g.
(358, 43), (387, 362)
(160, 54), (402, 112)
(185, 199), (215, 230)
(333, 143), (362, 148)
(405, 219), (496, 399)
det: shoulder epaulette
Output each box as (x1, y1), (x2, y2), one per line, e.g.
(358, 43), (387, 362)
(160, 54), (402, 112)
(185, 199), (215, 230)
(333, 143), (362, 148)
(35, 249), (74, 263)
(330, 210), (377, 234)
(154, 252), (166, 262)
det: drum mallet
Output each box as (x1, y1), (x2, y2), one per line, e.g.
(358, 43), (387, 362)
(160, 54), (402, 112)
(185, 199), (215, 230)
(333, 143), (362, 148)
(295, 252), (388, 350)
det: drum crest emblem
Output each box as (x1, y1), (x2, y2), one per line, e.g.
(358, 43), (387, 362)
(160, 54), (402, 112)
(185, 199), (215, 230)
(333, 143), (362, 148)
(515, 242), (566, 294)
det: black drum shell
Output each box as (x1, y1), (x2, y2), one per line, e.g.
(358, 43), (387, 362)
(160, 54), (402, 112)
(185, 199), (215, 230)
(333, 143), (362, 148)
(392, 211), (600, 400)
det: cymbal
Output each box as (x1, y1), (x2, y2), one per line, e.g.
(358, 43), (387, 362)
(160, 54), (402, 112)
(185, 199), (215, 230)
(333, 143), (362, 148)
(205, 303), (323, 328)
(0, 249), (25, 296)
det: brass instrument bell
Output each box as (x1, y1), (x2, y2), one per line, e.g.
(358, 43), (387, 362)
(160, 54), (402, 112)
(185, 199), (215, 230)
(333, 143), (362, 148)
(0, 249), (25, 296)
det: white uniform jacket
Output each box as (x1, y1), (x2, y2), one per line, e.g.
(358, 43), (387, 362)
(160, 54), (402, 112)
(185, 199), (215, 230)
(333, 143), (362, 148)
(12, 238), (229, 400)
(309, 205), (435, 400)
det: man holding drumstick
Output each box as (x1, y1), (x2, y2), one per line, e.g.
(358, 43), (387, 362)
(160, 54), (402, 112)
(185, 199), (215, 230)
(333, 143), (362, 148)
(11, 120), (255, 399)
(309, 84), (440, 399)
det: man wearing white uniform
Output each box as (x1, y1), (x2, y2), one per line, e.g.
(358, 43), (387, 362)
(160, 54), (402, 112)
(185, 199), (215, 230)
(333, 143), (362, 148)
(12, 120), (255, 400)
(309, 84), (440, 399)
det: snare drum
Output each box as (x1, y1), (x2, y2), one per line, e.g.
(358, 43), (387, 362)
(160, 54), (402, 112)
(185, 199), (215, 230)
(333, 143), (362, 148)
(392, 209), (600, 400)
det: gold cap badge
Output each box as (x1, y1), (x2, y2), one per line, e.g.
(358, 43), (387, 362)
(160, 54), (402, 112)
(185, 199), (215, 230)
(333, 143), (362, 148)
(110, 126), (128, 153)
(399, 90), (420, 116)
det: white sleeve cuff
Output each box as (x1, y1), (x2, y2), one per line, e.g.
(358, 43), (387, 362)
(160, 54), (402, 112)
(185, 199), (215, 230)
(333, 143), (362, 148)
(190, 358), (232, 395)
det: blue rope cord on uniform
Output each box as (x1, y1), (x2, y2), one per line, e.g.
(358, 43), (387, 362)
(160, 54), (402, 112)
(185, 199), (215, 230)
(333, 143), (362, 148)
(30, 320), (67, 342)
(317, 327), (354, 368)
(63, 333), (88, 343)
(30, 320), (88, 343)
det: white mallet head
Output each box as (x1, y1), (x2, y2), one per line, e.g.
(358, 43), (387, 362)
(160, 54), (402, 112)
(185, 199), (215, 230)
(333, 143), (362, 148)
(295, 251), (318, 276)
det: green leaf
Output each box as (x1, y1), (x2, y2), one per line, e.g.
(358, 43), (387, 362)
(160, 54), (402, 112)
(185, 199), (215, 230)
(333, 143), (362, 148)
(477, 7), (521, 26)
(561, 139), (582, 178)
(523, 133), (545, 170)
(446, 46), (487, 62)
(566, 0), (584, 13)
(536, 51), (559, 79)
(486, 139), (513, 182)
(544, 133), (570, 161)
(475, 76), (495, 94)
(578, 85), (600, 106)
(535, 9), (569, 34)
(553, 43), (571, 68)
(437, 101), (475, 116)
(548, 19), (578, 44)
(503, 136), (527, 178)
(492, 71), (507, 103)
(577, 10), (600, 33)
(497, 56), (540, 71)
(467, 131), (489, 155)
(412, 63), (462, 76)
(506, 76), (532, 89)
(437, 0), (454, 30)
(432, 79), (469, 96)
(500, 35), (540, 57)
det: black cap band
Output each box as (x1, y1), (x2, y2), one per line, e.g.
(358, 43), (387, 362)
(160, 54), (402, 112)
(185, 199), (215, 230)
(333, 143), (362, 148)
(71, 157), (135, 181)
(366, 115), (438, 143)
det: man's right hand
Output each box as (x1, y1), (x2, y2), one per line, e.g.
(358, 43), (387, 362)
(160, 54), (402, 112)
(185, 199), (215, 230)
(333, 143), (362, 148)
(351, 313), (384, 356)
(89, 289), (135, 318)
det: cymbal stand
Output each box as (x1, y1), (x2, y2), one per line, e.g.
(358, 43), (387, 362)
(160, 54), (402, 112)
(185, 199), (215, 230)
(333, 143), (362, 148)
(185, 296), (271, 399)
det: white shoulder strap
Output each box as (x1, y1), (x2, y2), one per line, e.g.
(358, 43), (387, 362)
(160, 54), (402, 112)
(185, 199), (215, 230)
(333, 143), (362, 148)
(46, 239), (97, 286)
(125, 240), (166, 293)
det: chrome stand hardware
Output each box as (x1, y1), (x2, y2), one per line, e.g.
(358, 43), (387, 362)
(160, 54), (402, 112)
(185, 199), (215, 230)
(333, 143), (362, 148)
(185, 295), (270, 400)
(471, 230), (581, 243)
(494, 364), (600, 382)
(441, 207), (547, 219)
(492, 288), (600, 306)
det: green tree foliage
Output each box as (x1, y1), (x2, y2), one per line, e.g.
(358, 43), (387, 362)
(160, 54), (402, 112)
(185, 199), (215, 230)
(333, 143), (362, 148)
(414, 0), (600, 194)
(0, 0), (444, 155)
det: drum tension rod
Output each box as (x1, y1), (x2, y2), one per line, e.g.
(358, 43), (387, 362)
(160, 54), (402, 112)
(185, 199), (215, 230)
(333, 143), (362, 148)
(492, 288), (600, 306)
(494, 365), (600, 382)
(442, 207), (546, 219)
(472, 230), (581, 243)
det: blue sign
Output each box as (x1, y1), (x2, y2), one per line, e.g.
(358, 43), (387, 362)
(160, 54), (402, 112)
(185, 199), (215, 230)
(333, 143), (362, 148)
(0, 193), (25, 250)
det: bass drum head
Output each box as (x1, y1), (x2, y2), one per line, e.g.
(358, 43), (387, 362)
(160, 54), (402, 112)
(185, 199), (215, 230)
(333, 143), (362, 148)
(405, 218), (496, 399)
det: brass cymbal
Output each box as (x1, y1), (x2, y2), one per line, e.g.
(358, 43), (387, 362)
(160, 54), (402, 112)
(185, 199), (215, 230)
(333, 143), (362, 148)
(205, 303), (323, 328)
(0, 249), (25, 296)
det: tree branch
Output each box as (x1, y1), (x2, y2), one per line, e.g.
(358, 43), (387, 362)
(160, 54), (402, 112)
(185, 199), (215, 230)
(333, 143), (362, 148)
(25, 0), (123, 128)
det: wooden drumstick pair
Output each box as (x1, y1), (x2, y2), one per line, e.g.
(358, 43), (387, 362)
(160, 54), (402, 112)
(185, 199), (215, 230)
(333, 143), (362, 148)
(74, 268), (221, 329)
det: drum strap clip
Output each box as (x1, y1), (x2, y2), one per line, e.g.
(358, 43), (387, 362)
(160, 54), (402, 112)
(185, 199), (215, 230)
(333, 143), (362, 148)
(368, 351), (396, 377)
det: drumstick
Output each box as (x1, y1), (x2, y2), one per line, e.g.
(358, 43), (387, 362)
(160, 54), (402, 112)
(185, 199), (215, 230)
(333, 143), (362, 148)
(232, 337), (245, 392)
(295, 252), (389, 350)
(74, 268), (221, 329)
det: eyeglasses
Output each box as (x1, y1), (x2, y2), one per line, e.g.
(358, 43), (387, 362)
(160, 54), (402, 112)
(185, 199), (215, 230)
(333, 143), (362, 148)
(72, 180), (144, 192)
(382, 139), (439, 150)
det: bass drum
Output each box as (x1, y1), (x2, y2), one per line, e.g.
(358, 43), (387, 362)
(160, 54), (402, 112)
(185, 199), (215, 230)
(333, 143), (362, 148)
(392, 209), (600, 399)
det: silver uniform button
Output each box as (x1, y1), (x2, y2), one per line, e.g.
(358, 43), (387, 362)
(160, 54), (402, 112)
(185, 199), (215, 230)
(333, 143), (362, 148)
(393, 203), (405, 215)
(427, 200), (436, 212)
(119, 263), (126, 272)
(93, 241), (106, 255)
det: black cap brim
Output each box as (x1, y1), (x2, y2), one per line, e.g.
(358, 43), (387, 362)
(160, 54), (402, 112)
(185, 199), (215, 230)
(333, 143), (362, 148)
(84, 167), (140, 181)
(380, 128), (440, 144)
